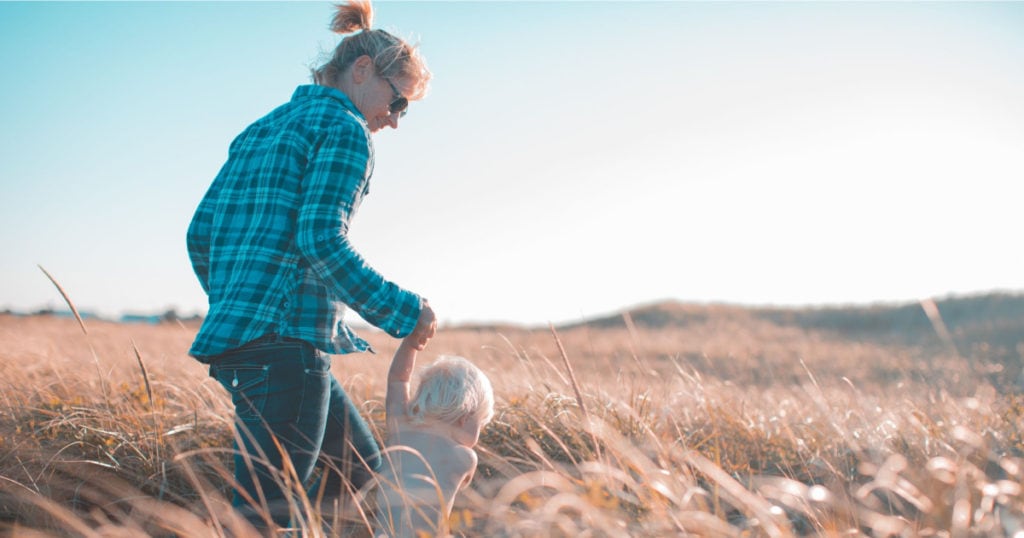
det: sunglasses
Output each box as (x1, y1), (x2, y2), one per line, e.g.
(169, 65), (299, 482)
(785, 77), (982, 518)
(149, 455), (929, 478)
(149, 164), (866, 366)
(384, 77), (409, 118)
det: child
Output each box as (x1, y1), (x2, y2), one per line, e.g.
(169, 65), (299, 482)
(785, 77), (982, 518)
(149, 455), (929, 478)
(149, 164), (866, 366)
(374, 334), (494, 537)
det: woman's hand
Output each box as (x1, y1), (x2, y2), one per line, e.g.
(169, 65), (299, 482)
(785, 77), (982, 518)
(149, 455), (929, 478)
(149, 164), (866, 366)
(408, 300), (436, 350)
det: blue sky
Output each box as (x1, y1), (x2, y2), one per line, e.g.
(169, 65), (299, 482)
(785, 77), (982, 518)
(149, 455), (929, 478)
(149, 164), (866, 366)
(2, 1), (1023, 327)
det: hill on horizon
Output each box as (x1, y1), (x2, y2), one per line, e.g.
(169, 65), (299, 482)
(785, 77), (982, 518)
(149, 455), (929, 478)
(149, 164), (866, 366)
(554, 291), (1024, 363)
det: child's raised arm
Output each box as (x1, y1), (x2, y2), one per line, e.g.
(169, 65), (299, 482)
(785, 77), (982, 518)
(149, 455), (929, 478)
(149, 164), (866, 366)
(385, 303), (436, 433)
(386, 337), (419, 424)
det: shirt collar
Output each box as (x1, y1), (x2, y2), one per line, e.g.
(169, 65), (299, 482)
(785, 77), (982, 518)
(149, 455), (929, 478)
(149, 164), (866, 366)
(291, 84), (365, 121)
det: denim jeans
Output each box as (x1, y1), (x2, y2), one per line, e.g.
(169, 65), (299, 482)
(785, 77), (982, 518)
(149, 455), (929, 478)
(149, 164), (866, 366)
(208, 334), (381, 525)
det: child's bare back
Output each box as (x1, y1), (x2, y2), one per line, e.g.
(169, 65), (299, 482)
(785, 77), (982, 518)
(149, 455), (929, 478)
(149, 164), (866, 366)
(376, 422), (476, 536)
(374, 337), (493, 537)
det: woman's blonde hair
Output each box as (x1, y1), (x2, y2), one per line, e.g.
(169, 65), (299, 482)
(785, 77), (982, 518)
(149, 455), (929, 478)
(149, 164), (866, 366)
(313, 0), (430, 100)
(408, 356), (495, 427)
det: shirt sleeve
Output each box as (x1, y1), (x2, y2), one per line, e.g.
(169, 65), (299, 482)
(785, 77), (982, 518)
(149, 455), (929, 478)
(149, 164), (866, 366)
(295, 122), (422, 338)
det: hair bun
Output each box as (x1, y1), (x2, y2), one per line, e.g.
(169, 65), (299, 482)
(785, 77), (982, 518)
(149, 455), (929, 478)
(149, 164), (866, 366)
(330, 0), (374, 35)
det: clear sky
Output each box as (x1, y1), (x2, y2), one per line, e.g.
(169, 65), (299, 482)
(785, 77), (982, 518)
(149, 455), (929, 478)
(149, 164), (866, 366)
(1, 1), (1022, 327)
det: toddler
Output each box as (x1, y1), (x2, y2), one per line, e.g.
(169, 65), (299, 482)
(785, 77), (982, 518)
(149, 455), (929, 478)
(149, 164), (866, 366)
(374, 335), (494, 537)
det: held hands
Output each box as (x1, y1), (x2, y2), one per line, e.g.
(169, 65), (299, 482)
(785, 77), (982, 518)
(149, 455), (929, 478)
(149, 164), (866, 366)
(407, 300), (436, 351)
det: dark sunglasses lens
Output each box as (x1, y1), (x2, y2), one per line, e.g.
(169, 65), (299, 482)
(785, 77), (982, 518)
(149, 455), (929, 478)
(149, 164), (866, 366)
(389, 97), (408, 115)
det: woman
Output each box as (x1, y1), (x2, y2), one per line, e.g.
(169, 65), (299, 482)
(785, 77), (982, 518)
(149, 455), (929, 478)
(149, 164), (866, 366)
(185, 0), (436, 527)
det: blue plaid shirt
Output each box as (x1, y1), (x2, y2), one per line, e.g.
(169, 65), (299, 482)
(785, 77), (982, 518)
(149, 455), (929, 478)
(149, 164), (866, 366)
(187, 85), (422, 359)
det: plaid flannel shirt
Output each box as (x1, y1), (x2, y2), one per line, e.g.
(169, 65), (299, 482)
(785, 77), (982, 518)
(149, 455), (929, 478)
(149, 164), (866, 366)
(187, 85), (422, 359)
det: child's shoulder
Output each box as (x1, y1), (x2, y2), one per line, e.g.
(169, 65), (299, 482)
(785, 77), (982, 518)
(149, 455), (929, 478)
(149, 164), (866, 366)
(390, 425), (474, 461)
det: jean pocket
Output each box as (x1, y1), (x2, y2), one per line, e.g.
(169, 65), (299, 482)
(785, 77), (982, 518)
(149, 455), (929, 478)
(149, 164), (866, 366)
(215, 364), (271, 421)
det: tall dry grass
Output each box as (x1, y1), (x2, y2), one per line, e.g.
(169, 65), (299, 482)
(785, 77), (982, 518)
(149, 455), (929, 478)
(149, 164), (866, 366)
(1, 311), (1023, 537)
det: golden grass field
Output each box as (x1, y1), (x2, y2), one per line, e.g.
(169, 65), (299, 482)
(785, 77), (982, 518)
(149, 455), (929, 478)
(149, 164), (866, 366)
(1, 309), (1023, 537)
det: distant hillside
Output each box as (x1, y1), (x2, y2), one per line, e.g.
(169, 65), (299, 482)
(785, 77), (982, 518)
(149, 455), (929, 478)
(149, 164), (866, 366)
(558, 292), (1024, 362)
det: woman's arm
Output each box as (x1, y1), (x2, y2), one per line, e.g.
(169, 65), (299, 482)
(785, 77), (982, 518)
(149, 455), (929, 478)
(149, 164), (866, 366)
(295, 122), (422, 339)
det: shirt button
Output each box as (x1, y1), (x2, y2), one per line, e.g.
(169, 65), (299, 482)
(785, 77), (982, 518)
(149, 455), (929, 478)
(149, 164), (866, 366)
(316, 234), (325, 242)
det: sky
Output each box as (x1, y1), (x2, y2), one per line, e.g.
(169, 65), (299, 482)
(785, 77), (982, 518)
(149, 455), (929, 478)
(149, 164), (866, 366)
(1, 1), (1022, 328)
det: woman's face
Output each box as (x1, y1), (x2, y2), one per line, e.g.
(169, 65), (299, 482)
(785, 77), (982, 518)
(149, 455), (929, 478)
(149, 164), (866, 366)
(359, 69), (410, 134)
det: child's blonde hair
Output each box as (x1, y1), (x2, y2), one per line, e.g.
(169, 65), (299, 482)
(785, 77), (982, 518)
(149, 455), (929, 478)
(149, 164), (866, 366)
(408, 355), (494, 427)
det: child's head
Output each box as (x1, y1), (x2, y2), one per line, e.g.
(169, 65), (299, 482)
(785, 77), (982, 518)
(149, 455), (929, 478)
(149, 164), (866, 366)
(408, 355), (494, 445)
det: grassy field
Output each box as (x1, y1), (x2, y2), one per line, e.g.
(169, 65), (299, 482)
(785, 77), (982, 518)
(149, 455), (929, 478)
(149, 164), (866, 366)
(1, 309), (1023, 537)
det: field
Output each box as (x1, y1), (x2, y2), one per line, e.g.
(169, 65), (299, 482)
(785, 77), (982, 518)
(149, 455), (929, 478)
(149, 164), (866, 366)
(1, 301), (1023, 537)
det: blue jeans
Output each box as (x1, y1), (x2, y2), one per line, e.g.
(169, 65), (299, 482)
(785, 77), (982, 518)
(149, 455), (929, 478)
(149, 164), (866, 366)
(208, 335), (381, 525)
